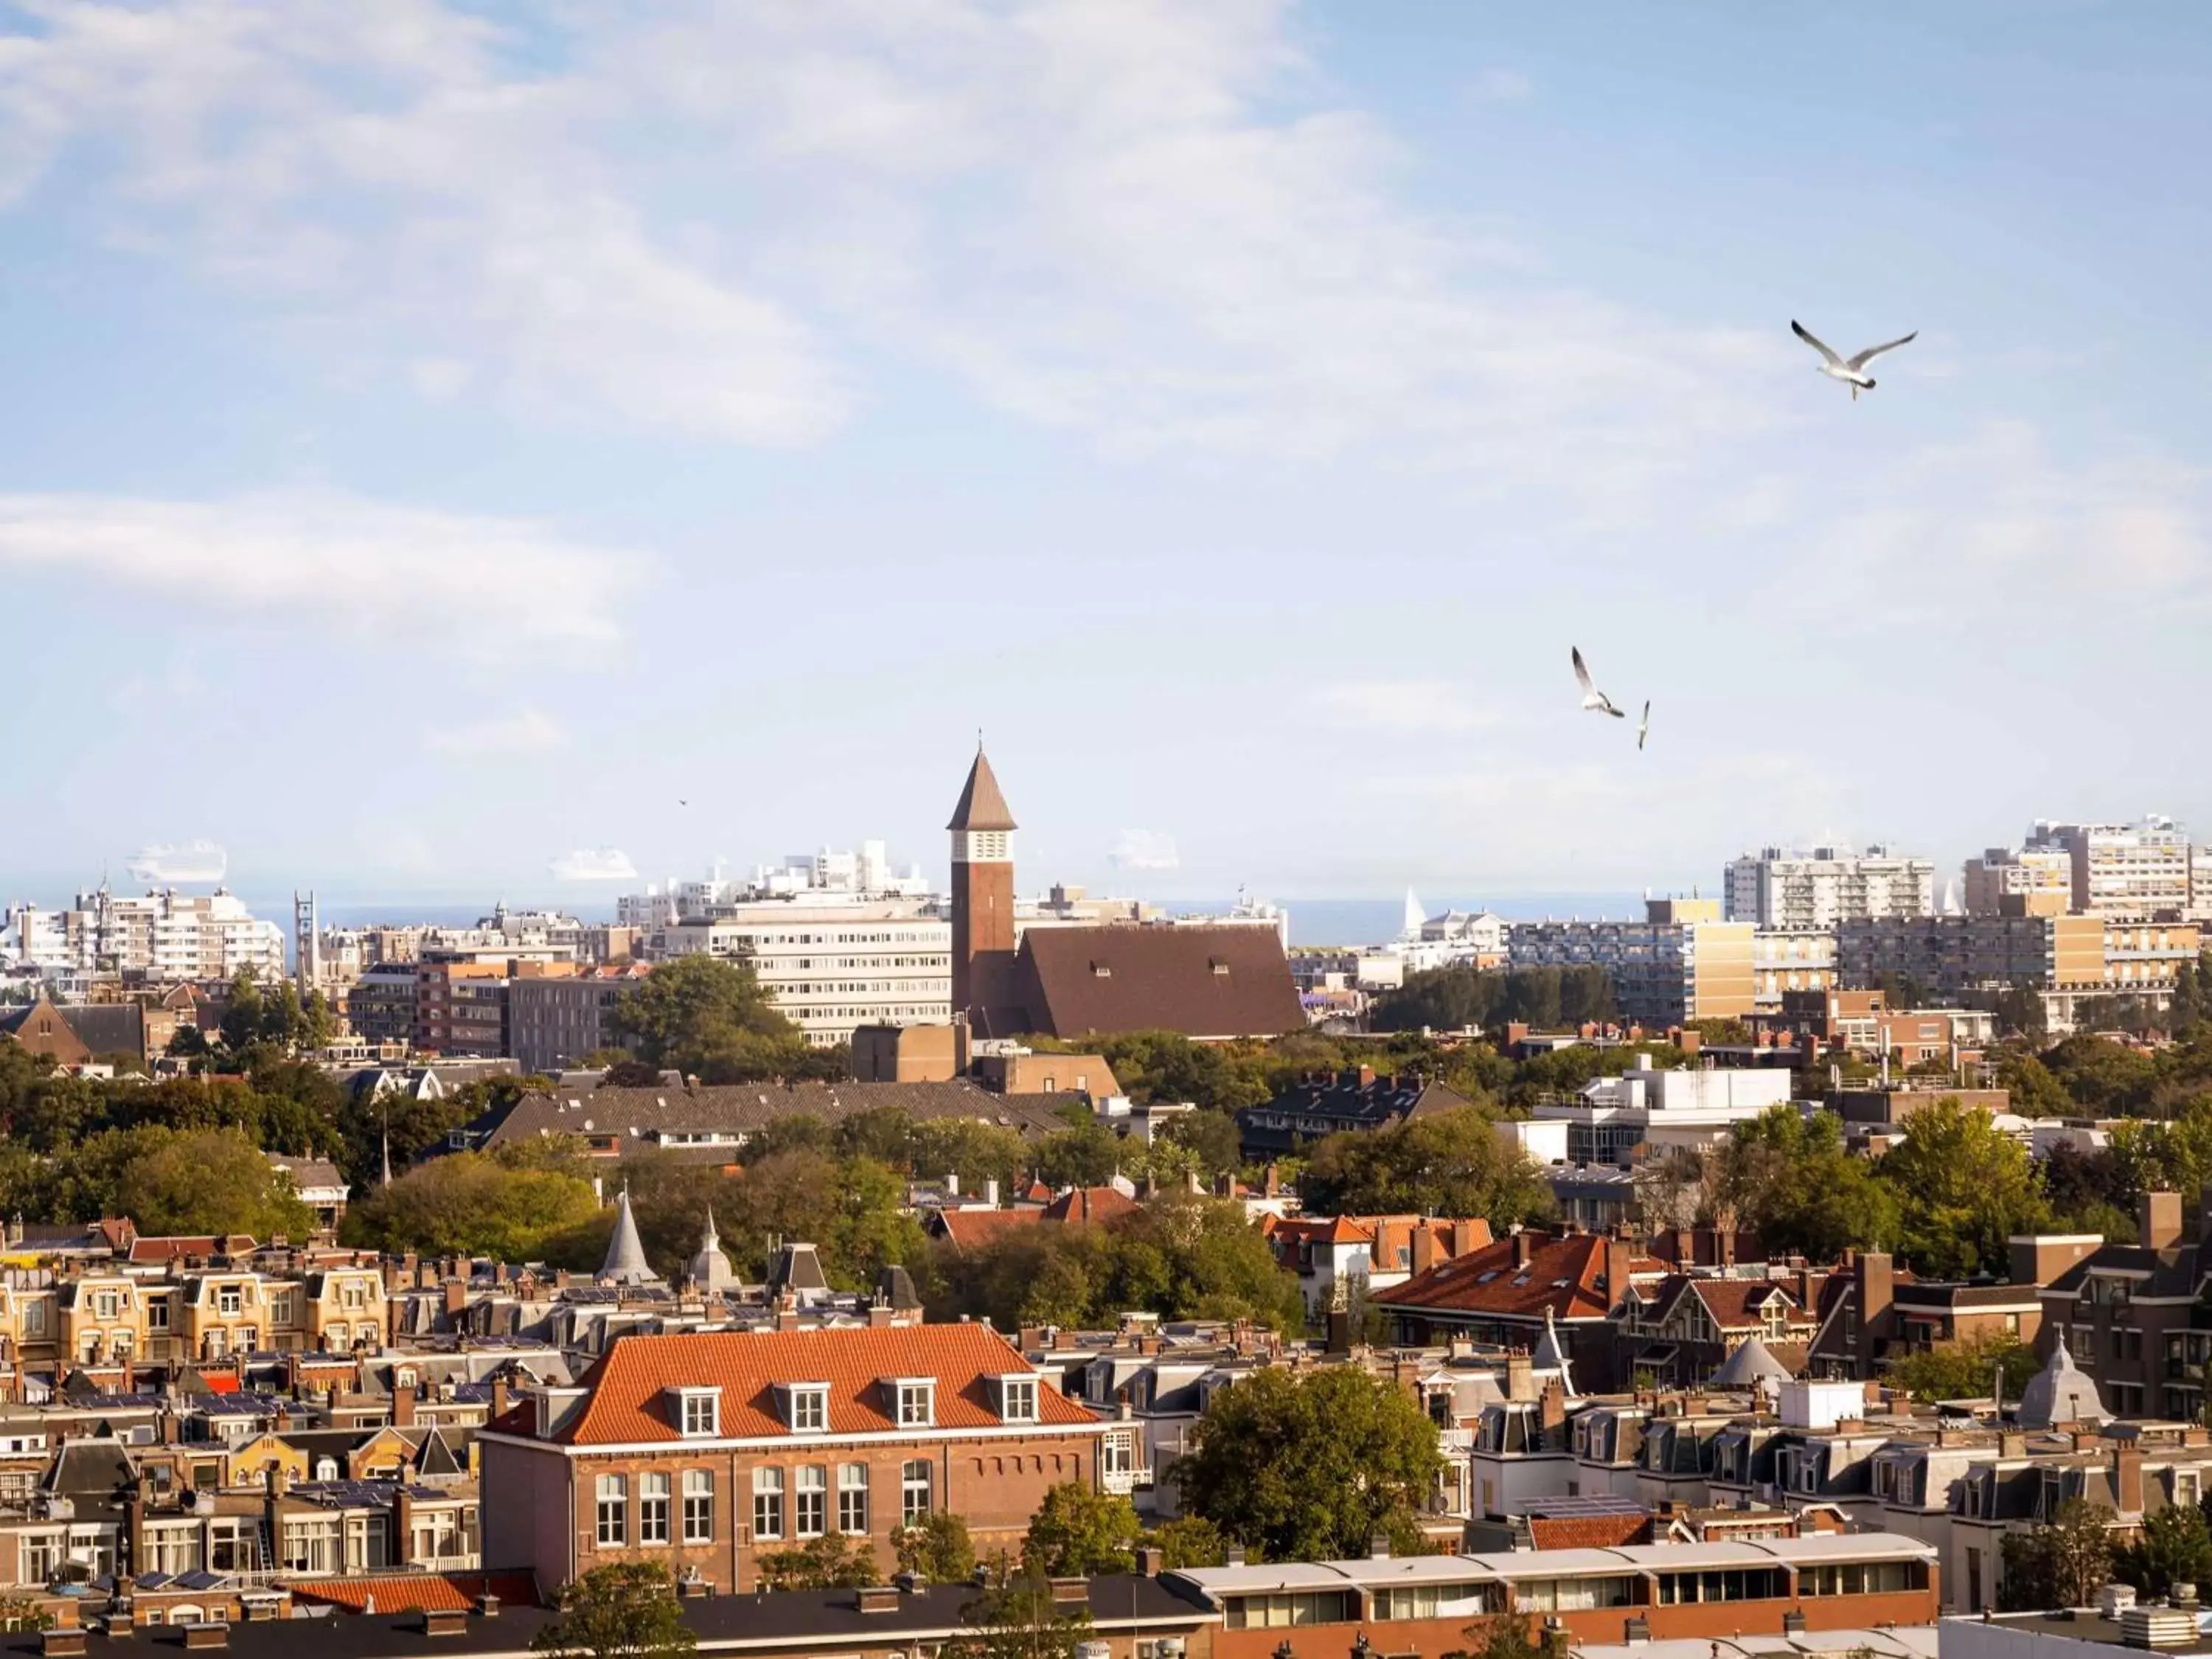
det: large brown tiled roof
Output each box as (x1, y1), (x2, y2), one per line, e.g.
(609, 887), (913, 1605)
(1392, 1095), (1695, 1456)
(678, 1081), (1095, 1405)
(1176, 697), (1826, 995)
(534, 1324), (1096, 1446)
(947, 748), (1018, 832)
(933, 1209), (1046, 1251)
(1373, 1231), (1660, 1322)
(1039, 1186), (1138, 1224)
(1020, 926), (1304, 1040)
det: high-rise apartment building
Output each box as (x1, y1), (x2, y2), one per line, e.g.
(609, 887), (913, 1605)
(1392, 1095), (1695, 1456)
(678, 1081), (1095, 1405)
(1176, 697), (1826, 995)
(1506, 898), (1756, 1026)
(2030, 817), (2192, 920)
(1837, 915), (2202, 1031)
(2194, 846), (2212, 923)
(1961, 846), (2074, 917)
(1, 887), (285, 982)
(1722, 844), (1935, 928)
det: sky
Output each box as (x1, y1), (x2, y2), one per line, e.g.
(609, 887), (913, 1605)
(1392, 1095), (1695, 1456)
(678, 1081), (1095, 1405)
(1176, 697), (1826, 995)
(2, 1), (2208, 913)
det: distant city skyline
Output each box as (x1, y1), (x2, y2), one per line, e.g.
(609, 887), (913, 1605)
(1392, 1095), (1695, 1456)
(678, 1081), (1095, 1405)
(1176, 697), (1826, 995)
(4, 5), (2208, 893)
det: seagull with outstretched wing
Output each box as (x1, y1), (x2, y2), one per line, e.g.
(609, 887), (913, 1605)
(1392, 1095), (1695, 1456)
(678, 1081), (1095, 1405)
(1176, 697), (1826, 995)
(1792, 319), (1918, 402)
(1573, 647), (1625, 718)
(1637, 701), (1651, 751)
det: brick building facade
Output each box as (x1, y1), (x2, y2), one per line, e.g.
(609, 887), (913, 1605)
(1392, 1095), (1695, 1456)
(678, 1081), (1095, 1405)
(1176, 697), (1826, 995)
(478, 1324), (1107, 1593)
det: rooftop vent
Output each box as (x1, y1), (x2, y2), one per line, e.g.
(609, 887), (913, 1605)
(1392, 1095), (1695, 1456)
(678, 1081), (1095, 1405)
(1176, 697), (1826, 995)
(2120, 1607), (2196, 1649)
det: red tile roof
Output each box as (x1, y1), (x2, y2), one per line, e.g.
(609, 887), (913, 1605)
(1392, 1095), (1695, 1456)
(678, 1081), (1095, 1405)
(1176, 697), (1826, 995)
(130, 1235), (255, 1263)
(532, 1323), (1098, 1446)
(933, 1208), (1045, 1251)
(1528, 1513), (1653, 1550)
(291, 1573), (540, 1613)
(1373, 1231), (1660, 1322)
(1038, 1186), (1138, 1225)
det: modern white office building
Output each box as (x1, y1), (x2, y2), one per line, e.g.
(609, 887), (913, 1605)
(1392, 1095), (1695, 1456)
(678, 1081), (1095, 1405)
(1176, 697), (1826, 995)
(1723, 844), (1935, 929)
(658, 901), (950, 1045)
(1532, 1053), (1798, 1166)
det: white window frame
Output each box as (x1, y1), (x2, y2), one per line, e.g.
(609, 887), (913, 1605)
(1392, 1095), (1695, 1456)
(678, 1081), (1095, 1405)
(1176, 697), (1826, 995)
(894, 1379), (936, 1427)
(639, 1472), (671, 1545)
(595, 1475), (627, 1548)
(795, 1466), (827, 1539)
(901, 1459), (932, 1524)
(753, 1467), (785, 1540)
(673, 1386), (721, 1438)
(998, 1376), (1039, 1424)
(838, 1464), (869, 1535)
(681, 1471), (714, 1545)
(787, 1384), (830, 1433)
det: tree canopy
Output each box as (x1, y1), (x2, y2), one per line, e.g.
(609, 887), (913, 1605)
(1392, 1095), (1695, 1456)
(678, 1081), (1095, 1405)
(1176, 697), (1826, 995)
(532, 1563), (696, 1659)
(605, 956), (844, 1084)
(1022, 1482), (1140, 1578)
(1175, 1366), (1443, 1562)
(1300, 1108), (1555, 1227)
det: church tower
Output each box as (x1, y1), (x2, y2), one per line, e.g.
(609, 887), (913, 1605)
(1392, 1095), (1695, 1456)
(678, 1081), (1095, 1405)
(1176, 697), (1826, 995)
(947, 744), (1017, 1020)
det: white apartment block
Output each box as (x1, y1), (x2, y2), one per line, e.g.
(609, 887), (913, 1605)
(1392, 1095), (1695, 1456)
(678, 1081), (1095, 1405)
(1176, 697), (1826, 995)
(2194, 846), (2212, 922)
(1532, 1052), (1797, 1166)
(659, 900), (950, 1045)
(2026, 817), (2194, 920)
(1723, 844), (1935, 929)
(4, 888), (285, 982)
(619, 841), (931, 932)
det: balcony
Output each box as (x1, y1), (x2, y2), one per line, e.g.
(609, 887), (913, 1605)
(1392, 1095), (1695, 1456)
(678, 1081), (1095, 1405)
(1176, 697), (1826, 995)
(1100, 1466), (1151, 1496)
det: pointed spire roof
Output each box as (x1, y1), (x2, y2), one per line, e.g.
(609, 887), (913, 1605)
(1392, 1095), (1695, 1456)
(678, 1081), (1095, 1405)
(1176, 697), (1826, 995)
(2016, 1332), (2107, 1428)
(1710, 1335), (1792, 1388)
(599, 1186), (658, 1285)
(687, 1206), (737, 1294)
(947, 745), (1018, 832)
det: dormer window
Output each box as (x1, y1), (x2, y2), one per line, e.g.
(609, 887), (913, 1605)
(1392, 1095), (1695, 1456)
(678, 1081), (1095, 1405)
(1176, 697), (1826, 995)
(891, 1379), (936, 1427)
(669, 1386), (722, 1437)
(996, 1376), (1038, 1424)
(782, 1383), (830, 1433)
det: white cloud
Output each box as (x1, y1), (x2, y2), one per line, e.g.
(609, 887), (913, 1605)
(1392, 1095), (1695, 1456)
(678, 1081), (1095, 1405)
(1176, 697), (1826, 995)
(0, 490), (644, 650)
(126, 840), (228, 884)
(1107, 829), (1181, 872)
(549, 846), (639, 882)
(422, 707), (568, 757)
(1309, 681), (1503, 734)
(0, 1), (1764, 474)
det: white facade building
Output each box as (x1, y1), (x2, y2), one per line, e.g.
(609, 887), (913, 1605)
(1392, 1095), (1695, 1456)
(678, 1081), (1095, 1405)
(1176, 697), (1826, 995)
(1724, 844), (1935, 929)
(3, 888), (285, 982)
(2030, 816), (2194, 919)
(659, 900), (949, 1045)
(621, 841), (932, 932)
(1532, 1054), (1796, 1166)
(1750, 928), (1839, 1009)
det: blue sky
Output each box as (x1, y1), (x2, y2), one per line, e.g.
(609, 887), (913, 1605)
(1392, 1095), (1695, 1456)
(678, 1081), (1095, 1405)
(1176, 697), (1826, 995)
(1, 1), (2206, 911)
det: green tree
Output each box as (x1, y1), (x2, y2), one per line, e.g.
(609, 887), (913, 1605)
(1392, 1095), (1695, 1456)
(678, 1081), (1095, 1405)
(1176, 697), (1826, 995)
(892, 1512), (976, 1582)
(1882, 1333), (2039, 1404)
(218, 970), (265, 1054)
(1876, 1097), (2048, 1276)
(944, 1574), (1088, 1659)
(342, 1148), (601, 1260)
(2113, 1501), (2212, 1600)
(114, 1128), (317, 1238)
(1022, 1482), (1140, 1577)
(757, 1534), (882, 1590)
(1301, 1108), (1554, 1228)
(1175, 1366), (1442, 1562)
(1147, 1516), (1228, 1570)
(532, 1562), (697, 1659)
(605, 956), (834, 1084)
(1710, 1107), (1900, 1262)
(2000, 1500), (2114, 1612)
(1159, 1110), (1243, 1180)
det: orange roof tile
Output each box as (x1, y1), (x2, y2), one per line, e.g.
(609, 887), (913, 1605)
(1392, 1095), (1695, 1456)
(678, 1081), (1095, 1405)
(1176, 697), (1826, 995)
(934, 1208), (1045, 1250)
(546, 1323), (1097, 1447)
(291, 1573), (539, 1614)
(1375, 1231), (1660, 1322)
(1038, 1186), (1137, 1224)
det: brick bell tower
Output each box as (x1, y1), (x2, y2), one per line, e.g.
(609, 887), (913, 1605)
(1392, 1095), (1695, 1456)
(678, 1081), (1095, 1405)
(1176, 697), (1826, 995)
(947, 742), (1018, 1022)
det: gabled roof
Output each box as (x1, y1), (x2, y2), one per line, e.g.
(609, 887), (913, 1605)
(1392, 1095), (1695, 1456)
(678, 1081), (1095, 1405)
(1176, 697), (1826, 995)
(1019, 926), (1305, 1040)
(1374, 1231), (1660, 1323)
(931, 1208), (1046, 1251)
(510, 1324), (1096, 1446)
(947, 746), (1018, 833)
(1040, 1186), (1138, 1225)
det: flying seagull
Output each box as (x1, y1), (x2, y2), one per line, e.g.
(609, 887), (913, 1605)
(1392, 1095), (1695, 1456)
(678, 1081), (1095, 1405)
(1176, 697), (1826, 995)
(1792, 320), (1918, 402)
(1637, 700), (1651, 751)
(1572, 647), (1625, 718)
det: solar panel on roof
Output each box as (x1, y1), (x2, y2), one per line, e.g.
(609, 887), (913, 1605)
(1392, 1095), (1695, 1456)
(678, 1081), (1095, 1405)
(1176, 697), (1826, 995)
(1520, 1495), (1649, 1518)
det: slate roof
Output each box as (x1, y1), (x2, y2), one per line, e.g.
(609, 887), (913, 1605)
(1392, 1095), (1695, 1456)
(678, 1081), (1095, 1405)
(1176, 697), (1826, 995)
(1018, 925), (1306, 1040)
(498, 1323), (1096, 1447)
(947, 746), (1018, 832)
(471, 1079), (1082, 1152)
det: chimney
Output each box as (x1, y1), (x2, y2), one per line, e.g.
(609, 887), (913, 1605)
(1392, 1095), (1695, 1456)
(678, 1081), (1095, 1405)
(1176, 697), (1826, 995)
(1506, 1351), (1535, 1402)
(1135, 1546), (1164, 1579)
(490, 1377), (510, 1422)
(1855, 1251), (1893, 1338)
(1412, 1226), (1439, 1276)
(2140, 1192), (2184, 1252)
(392, 1382), (417, 1428)
(1512, 1231), (1537, 1269)
(2113, 1446), (2146, 1514)
(1604, 1239), (1637, 1299)
(1539, 1377), (1568, 1434)
(443, 1281), (467, 1321)
(1264, 1163), (1280, 1197)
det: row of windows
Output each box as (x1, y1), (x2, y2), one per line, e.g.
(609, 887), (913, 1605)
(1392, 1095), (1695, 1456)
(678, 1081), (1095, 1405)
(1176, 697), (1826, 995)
(593, 1462), (933, 1547)
(1227, 1565), (1918, 1628)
